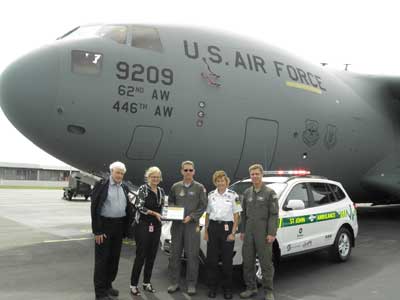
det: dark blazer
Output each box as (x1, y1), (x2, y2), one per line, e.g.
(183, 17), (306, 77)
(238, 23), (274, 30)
(90, 178), (134, 237)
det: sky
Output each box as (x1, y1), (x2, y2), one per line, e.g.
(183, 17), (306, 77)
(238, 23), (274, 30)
(1, 0), (400, 167)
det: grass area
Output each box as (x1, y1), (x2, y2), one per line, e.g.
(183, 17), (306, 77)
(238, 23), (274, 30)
(0, 185), (64, 190)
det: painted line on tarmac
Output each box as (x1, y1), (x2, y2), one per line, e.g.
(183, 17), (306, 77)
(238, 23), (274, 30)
(42, 237), (136, 246)
(43, 237), (92, 243)
(123, 239), (136, 246)
(277, 293), (303, 300)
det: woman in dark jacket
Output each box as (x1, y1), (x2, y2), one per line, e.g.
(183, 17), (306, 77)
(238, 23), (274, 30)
(130, 166), (166, 296)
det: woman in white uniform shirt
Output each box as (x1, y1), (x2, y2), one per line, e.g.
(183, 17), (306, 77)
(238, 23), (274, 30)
(204, 170), (242, 299)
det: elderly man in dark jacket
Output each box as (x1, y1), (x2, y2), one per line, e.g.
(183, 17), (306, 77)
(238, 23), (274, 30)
(91, 161), (134, 300)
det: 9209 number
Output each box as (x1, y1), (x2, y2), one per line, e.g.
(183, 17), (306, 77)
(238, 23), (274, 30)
(116, 62), (173, 86)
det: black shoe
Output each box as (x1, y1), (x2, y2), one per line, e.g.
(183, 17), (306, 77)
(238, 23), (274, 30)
(96, 296), (112, 300)
(208, 290), (217, 298)
(224, 291), (233, 299)
(107, 287), (119, 297)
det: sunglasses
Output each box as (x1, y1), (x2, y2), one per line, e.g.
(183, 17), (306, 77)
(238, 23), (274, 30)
(183, 169), (194, 172)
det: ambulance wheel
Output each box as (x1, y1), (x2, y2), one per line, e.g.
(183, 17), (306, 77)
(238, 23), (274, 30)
(331, 227), (352, 262)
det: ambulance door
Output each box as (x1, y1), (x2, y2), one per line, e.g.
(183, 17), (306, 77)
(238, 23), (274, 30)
(280, 182), (319, 255)
(307, 182), (338, 248)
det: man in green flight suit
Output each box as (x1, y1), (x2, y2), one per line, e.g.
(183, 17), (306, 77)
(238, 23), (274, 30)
(240, 164), (279, 300)
(167, 160), (208, 296)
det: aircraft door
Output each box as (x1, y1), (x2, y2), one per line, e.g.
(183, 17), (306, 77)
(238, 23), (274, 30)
(234, 118), (278, 179)
(125, 126), (163, 160)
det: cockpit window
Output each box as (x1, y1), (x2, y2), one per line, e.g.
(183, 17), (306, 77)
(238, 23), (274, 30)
(131, 26), (163, 52)
(58, 25), (127, 44)
(97, 25), (127, 44)
(59, 25), (102, 40)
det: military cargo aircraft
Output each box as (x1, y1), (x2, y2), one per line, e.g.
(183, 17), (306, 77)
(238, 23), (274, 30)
(1, 24), (399, 204)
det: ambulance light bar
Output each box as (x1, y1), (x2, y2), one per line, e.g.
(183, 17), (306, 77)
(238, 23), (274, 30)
(263, 170), (311, 176)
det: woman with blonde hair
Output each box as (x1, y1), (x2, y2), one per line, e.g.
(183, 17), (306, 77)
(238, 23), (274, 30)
(130, 166), (165, 296)
(204, 170), (242, 299)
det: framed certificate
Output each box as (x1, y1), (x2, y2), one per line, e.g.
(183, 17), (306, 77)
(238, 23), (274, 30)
(162, 206), (185, 221)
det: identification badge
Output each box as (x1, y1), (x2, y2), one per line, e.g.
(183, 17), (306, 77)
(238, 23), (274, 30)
(224, 224), (229, 231)
(149, 224), (154, 233)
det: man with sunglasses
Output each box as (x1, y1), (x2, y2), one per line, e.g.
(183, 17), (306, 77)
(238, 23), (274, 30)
(167, 161), (208, 296)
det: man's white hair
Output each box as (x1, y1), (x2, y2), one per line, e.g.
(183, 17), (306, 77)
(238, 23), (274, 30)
(109, 161), (127, 173)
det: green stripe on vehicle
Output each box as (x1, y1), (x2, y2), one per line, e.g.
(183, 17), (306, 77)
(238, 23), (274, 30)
(279, 210), (348, 228)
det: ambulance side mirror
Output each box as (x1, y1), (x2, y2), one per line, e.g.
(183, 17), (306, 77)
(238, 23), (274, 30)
(285, 199), (305, 211)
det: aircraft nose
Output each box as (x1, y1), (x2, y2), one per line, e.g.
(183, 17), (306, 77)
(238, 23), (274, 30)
(0, 46), (58, 139)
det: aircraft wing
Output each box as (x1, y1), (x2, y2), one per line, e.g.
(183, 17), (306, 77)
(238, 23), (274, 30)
(339, 73), (400, 203)
(361, 153), (400, 202)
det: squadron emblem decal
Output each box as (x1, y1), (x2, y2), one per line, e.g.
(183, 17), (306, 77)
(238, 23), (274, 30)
(302, 119), (320, 147)
(324, 124), (338, 150)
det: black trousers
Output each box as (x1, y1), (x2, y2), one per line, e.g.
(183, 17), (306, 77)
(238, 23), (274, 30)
(130, 220), (161, 286)
(94, 217), (125, 297)
(206, 220), (234, 291)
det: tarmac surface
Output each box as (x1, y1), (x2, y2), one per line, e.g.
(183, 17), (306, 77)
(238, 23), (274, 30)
(0, 189), (399, 300)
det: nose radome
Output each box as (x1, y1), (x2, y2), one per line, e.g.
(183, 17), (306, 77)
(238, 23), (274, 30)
(0, 46), (58, 141)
